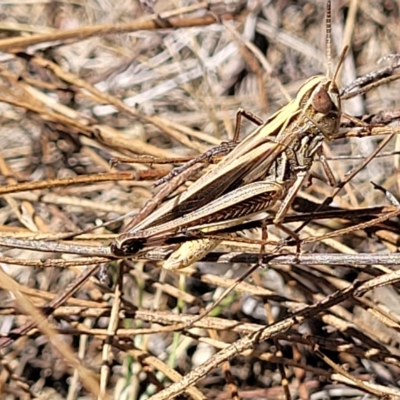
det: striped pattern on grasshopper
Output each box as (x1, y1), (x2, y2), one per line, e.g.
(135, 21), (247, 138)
(111, 1), (343, 268)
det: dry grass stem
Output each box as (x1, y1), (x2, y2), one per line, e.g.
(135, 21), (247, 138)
(0, 1), (399, 399)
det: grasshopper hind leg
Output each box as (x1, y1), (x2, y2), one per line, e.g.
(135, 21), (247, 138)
(154, 108), (264, 188)
(153, 141), (238, 187)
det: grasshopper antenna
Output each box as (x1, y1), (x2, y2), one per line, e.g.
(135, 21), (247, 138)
(332, 45), (348, 85)
(326, 0), (332, 78)
(327, 0), (348, 88)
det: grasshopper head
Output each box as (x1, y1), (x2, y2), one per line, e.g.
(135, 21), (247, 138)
(304, 0), (346, 140)
(309, 76), (341, 140)
(296, 75), (341, 141)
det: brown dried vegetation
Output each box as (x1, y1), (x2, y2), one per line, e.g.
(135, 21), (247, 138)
(0, 1), (399, 399)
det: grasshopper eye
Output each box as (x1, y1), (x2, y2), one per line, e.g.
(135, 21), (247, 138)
(311, 87), (333, 114)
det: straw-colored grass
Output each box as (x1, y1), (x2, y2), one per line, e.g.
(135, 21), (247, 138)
(0, 1), (399, 399)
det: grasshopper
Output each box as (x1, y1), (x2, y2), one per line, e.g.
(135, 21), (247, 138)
(111, 0), (344, 268)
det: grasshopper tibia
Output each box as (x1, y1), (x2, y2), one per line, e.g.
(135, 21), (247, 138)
(153, 140), (238, 187)
(233, 108), (264, 141)
(154, 109), (264, 188)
